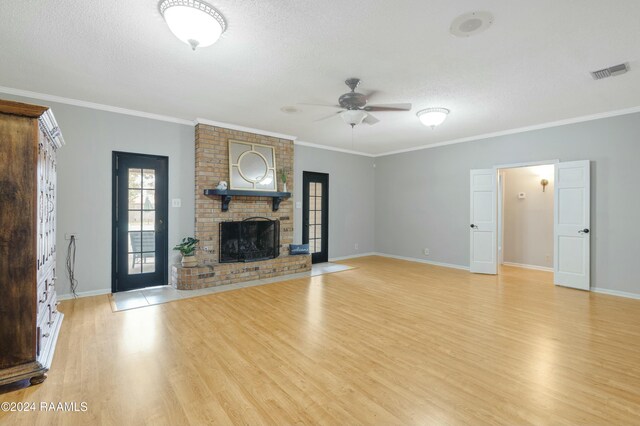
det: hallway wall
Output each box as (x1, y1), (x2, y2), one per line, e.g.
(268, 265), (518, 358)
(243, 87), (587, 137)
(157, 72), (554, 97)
(502, 166), (554, 269)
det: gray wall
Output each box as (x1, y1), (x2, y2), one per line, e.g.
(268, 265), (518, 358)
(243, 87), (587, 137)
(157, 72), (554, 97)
(294, 145), (375, 259)
(5, 92), (638, 296)
(502, 166), (554, 269)
(375, 112), (640, 294)
(1, 93), (195, 298)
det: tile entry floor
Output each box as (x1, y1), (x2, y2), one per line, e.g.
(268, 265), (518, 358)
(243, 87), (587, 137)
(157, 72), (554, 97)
(110, 262), (354, 312)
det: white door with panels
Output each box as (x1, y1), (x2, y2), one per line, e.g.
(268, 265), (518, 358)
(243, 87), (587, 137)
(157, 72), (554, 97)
(554, 160), (590, 290)
(470, 169), (497, 274)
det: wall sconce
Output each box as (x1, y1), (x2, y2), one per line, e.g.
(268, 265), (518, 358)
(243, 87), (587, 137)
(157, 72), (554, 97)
(540, 179), (549, 192)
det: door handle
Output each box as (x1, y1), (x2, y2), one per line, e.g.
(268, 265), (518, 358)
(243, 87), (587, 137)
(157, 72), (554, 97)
(578, 228), (590, 234)
(470, 224), (478, 229)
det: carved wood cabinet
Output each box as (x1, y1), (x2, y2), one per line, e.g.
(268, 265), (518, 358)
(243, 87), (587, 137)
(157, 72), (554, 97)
(0, 99), (65, 386)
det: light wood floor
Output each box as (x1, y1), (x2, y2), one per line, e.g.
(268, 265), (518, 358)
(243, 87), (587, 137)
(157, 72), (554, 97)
(2, 256), (640, 425)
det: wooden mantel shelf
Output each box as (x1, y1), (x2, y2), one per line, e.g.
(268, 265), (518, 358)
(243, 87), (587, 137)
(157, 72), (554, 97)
(204, 189), (292, 212)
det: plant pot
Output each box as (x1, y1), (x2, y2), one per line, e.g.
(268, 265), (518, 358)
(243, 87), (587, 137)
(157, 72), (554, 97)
(181, 255), (197, 268)
(282, 182), (287, 193)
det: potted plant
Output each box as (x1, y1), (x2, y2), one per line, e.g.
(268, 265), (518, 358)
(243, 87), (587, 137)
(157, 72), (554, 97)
(173, 237), (199, 268)
(278, 167), (289, 193)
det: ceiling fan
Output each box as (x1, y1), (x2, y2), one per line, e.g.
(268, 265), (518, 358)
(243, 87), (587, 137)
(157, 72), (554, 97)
(302, 78), (412, 127)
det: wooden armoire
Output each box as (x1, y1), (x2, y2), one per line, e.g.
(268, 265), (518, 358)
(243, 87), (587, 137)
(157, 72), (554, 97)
(0, 99), (64, 386)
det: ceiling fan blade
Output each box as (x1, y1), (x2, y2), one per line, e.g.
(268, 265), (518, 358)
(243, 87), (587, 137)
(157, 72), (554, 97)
(362, 89), (379, 102)
(362, 113), (380, 125)
(298, 102), (342, 108)
(364, 103), (412, 112)
(313, 111), (343, 122)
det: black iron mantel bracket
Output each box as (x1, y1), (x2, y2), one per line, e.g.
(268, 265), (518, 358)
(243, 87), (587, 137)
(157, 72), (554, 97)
(204, 189), (292, 212)
(221, 194), (233, 212)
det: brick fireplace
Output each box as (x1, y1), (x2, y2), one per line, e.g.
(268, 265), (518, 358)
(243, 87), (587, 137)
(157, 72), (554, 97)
(171, 123), (311, 290)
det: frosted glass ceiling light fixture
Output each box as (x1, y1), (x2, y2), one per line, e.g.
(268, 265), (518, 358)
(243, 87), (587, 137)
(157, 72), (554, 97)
(160, 0), (227, 50)
(417, 108), (450, 128)
(340, 110), (368, 127)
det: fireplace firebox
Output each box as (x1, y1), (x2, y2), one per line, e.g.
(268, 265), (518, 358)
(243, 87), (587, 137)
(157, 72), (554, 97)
(219, 217), (280, 263)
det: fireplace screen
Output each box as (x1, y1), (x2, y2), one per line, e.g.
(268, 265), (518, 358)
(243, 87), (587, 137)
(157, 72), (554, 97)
(219, 217), (280, 263)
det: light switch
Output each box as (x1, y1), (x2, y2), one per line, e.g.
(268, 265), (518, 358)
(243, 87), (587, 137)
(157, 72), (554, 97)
(172, 198), (182, 207)
(295, 202), (302, 209)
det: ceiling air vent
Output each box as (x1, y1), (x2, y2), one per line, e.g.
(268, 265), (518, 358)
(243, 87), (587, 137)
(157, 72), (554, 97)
(591, 63), (629, 80)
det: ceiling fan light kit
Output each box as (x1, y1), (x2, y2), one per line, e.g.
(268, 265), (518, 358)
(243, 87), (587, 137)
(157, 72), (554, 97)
(160, 0), (226, 50)
(308, 78), (412, 128)
(341, 110), (368, 127)
(417, 108), (450, 128)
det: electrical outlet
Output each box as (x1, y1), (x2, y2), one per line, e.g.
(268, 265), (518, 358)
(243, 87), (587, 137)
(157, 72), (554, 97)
(172, 198), (182, 208)
(423, 248), (430, 256)
(64, 233), (78, 240)
(354, 243), (359, 250)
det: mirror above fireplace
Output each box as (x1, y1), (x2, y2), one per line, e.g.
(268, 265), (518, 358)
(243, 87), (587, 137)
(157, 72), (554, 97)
(229, 140), (277, 191)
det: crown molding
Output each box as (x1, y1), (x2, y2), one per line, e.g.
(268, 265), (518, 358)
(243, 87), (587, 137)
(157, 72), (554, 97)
(0, 85), (194, 125)
(194, 118), (297, 141)
(294, 140), (375, 157)
(374, 105), (640, 157)
(0, 85), (300, 140)
(3, 85), (639, 159)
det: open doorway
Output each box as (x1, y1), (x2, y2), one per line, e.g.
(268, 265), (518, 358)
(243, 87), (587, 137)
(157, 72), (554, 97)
(498, 164), (555, 274)
(470, 160), (591, 291)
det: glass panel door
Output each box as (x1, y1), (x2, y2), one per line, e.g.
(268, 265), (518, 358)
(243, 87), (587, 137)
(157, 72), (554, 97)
(302, 172), (329, 263)
(113, 153), (168, 292)
(127, 169), (156, 274)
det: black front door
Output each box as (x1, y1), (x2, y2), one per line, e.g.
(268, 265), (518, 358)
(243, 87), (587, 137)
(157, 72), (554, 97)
(112, 152), (168, 292)
(302, 171), (329, 264)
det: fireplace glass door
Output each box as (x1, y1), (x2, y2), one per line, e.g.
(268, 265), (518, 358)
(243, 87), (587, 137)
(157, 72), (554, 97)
(219, 218), (280, 263)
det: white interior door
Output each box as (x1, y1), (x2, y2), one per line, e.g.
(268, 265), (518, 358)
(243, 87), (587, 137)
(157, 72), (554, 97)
(554, 161), (590, 290)
(470, 169), (497, 274)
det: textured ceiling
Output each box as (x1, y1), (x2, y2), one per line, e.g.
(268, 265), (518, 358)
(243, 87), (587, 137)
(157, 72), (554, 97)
(2, 0), (639, 154)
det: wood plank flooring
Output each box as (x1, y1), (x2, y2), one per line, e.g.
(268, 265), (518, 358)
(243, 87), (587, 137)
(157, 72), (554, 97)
(1, 256), (639, 425)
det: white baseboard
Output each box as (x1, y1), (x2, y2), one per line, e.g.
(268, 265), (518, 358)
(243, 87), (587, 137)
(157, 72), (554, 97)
(52, 267), (640, 303)
(372, 252), (469, 271)
(329, 252), (376, 261)
(502, 262), (553, 272)
(592, 287), (640, 300)
(57, 288), (112, 301)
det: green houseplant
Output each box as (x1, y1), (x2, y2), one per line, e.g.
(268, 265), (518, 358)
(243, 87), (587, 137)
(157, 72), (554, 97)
(173, 237), (199, 268)
(278, 167), (289, 193)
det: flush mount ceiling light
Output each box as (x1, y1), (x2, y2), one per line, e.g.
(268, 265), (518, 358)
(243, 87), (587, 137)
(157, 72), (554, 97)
(417, 108), (450, 128)
(159, 0), (227, 50)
